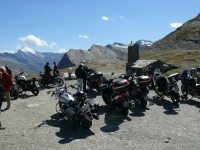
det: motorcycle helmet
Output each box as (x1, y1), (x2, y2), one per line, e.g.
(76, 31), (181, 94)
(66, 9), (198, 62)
(182, 70), (188, 77)
(75, 91), (86, 102)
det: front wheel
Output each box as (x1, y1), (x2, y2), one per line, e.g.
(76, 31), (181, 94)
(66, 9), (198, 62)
(122, 108), (129, 116)
(80, 120), (92, 129)
(155, 86), (164, 97)
(31, 84), (39, 96)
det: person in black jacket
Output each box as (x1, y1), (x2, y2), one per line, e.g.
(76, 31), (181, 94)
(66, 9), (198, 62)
(53, 62), (59, 76)
(75, 63), (87, 92)
(44, 62), (52, 87)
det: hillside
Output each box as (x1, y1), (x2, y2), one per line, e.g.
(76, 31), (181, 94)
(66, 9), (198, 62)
(149, 14), (200, 51)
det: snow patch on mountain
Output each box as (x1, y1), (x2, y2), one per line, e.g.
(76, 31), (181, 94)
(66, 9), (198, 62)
(20, 47), (36, 54)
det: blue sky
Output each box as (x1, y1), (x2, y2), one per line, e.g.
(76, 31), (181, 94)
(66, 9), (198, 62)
(0, 0), (199, 53)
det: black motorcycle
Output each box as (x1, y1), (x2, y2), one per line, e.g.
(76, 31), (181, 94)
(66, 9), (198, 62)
(86, 68), (104, 93)
(181, 70), (200, 99)
(50, 84), (99, 129)
(14, 72), (39, 96)
(38, 72), (64, 88)
(154, 73), (180, 107)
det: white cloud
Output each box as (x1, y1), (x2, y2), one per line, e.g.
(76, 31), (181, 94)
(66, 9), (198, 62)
(19, 35), (48, 47)
(78, 35), (89, 39)
(49, 41), (57, 48)
(58, 49), (68, 53)
(170, 23), (183, 28)
(101, 16), (109, 21)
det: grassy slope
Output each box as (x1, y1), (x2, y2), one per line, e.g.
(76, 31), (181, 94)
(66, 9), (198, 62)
(140, 49), (200, 75)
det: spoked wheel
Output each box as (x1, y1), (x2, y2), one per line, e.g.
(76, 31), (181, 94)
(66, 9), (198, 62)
(17, 85), (23, 93)
(53, 78), (64, 87)
(154, 86), (164, 97)
(31, 84), (39, 96)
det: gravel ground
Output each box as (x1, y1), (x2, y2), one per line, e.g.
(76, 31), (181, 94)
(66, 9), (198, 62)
(1, 75), (200, 150)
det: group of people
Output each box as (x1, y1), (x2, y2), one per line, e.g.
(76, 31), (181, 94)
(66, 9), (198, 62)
(44, 61), (59, 87)
(0, 66), (13, 130)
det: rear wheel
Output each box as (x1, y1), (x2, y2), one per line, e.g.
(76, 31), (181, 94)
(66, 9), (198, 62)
(10, 89), (18, 100)
(38, 80), (45, 88)
(53, 78), (64, 87)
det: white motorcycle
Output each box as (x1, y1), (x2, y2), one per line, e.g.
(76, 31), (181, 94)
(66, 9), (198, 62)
(50, 84), (99, 129)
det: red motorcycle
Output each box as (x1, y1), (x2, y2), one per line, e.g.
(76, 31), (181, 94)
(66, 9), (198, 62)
(38, 71), (64, 88)
(101, 73), (134, 116)
(120, 74), (151, 108)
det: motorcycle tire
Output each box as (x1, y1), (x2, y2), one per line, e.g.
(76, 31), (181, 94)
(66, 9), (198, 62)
(122, 108), (129, 116)
(17, 85), (23, 93)
(102, 94), (110, 105)
(80, 120), (92, 129)
(10, 89), (19, 100)
(31, 85), (39, 96)
(140, 100), (147, 108)
(53, 78), (64, 87)
(181, 85), (189, 97)
(38, 80), (45, 88)
(155, 86), (164, 97)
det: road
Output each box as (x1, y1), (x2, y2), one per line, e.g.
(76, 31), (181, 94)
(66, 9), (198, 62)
(0, 78), (200, 150)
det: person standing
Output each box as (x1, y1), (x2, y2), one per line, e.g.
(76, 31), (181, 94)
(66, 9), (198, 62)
(68, 67), (72, 79)
(44, 62), (52, 88)
(75, 63), (87, 92)
(0, 67), (12, 111)
(53, 62), (59, 76)
(0, 72), (5, 130)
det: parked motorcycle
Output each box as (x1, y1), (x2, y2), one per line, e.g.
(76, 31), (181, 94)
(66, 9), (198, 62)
(14, 71), (39, 96)
(86, 68), (105, 94)
(181, 70), (200, 99)
(101, 73), (134, 116)
(38, 71), (64, 88)
(50, 84), (99, 129)
(154, 73), (180, 107)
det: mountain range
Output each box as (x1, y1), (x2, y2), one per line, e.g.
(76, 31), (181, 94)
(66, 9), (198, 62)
(57, 40), (153, 69)
(1, 13), (200, 73)
(0, 47), (63, 73)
